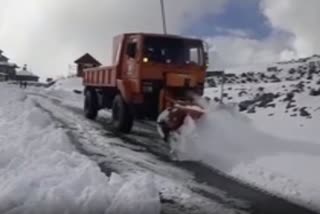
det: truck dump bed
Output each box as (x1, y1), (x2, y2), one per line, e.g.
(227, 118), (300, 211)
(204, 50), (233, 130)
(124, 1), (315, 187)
(83, 65), (117, 87)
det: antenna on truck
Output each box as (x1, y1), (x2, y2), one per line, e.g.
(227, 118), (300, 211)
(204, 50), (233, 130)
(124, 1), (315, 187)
(160, 0), (167, 34)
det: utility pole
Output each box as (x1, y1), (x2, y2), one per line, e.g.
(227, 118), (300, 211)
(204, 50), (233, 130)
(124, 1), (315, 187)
(220, 71), (225, 104)
(160, 0), (167, 34)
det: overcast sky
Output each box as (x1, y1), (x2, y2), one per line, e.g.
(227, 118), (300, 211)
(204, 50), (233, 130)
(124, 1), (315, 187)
(0, 0), (319, 79)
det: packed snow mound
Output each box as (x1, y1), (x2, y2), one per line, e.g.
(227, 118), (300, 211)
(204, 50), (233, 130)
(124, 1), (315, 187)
(0, 85), (160, 214)
(107, 173), (161, 214)
(172, 103), (320, 211)
(49, 77), (83, 93)
(42, 77), (84, 108)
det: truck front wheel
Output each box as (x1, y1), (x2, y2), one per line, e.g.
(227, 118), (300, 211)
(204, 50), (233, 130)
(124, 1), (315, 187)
(112, 95), (133, 133)
(84, 90), (98, 120)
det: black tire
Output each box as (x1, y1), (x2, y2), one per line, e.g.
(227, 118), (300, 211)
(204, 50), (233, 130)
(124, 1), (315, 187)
(84, 90), (98, 120)
(112, 95), (133, 133)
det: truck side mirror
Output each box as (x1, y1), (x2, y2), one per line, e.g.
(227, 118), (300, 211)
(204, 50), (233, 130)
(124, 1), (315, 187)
(127, 43), (137, 58)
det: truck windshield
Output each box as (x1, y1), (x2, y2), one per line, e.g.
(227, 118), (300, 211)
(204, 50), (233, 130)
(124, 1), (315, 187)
(143, 36), (204, 66)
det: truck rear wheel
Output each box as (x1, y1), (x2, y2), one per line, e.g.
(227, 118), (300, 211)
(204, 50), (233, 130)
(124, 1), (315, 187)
(112, 95), (133, 133)
(84, 90), (98, 120)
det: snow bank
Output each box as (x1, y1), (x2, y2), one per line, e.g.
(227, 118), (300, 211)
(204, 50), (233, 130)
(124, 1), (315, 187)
(0, 85), (160, 214)
(107, 173), (161, 214)
(172, 103), (320, 211)
(49, 77), (83, 92)
(232, 154), (320, 210)
(41, 77), (84, 108)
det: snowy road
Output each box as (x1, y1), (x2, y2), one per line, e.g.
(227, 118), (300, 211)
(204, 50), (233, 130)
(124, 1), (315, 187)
(23, 86), (317, 214)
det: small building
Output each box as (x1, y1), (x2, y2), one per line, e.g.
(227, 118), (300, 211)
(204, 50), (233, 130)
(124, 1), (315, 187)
(15, 65), (39, 82)
(0, 50), (18, 80)
(267, 66), (278, 72)
(206, 70), (224, 78)
(74, 53), (101, 77)
(0, 72), (8, 81)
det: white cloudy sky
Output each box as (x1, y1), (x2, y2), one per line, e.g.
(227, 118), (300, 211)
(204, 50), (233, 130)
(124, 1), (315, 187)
(0, 0), (319, 79)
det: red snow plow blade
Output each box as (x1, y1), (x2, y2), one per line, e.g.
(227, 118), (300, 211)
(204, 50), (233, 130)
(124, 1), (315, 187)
(157, 103), (205, 141)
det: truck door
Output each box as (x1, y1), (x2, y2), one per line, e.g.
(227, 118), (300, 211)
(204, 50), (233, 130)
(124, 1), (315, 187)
(123, 35), (140, 79)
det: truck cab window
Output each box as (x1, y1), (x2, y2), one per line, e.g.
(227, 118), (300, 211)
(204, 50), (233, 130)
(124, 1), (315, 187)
(127, 43), (137, 58)
(143, 36), (204, 66)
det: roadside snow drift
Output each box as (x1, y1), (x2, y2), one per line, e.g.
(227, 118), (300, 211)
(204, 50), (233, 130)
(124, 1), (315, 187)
(0, 84), (160, 214)
(173, 103), (320, 211)
(49, 77), (83, 93)
(42, 77), (84, 108)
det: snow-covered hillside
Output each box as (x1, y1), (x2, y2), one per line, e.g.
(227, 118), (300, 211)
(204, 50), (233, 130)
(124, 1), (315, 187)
(205, 55), (320, 143)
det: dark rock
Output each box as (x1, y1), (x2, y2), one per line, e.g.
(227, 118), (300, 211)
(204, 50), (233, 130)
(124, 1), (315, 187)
(289, 68), (296, 74)
(274, 93), (281, 99)
(284, 92), (295, 102)
(295, 81), (305, 92)
(270, 74), (281, 83)
(73, 89), (82, 94)
(241, 73), (247, 78)
(268, 113), (274, 117)
(310, 88), (320, 96)
(290, 114), (298, 117)
(300, 107), (312, 118)
(207, 79), (216, 87)
(214, 97), (220, 102)
(266, 103), (276, 108)
(238, 90), (247, 97)
(257, 93), (276, 107)
(247, 107), (256, 114)
(239, 100), (255, 112)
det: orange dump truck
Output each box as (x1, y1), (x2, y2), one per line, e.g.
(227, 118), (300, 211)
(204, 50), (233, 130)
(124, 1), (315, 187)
(80, 33), (208, 139)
